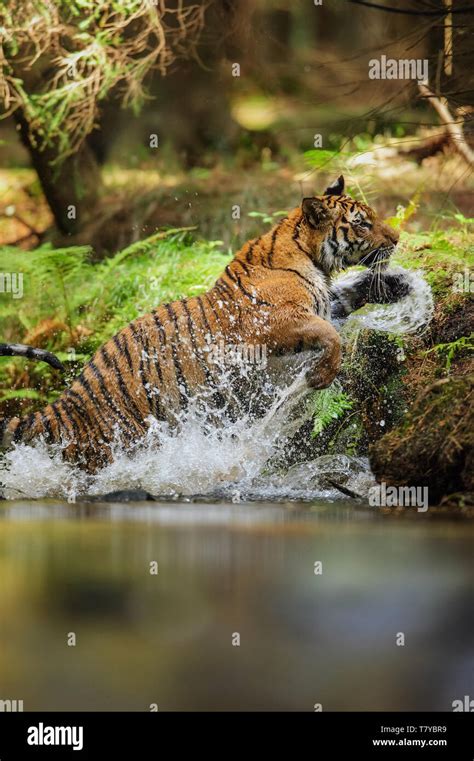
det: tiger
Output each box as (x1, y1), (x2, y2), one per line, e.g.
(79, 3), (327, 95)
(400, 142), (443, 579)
(0, 175), (400, 472)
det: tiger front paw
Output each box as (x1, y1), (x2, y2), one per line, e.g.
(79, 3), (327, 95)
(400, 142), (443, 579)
(306, 342), (342, 389)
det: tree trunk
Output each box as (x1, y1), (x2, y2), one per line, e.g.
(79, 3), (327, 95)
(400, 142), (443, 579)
(14, 109), (103, 236)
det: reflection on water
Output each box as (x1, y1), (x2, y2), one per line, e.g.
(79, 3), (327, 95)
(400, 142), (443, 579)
(0, 499), (472, 711)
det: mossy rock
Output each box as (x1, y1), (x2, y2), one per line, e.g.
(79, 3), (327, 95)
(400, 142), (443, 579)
(342, 328), (406, 443)
(369, 375), (473, 505)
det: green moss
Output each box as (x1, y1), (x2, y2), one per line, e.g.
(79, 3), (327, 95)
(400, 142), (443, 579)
(328, 413), (364, 456)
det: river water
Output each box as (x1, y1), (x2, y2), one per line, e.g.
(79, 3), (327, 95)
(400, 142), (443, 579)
(0, 498), (472, 711)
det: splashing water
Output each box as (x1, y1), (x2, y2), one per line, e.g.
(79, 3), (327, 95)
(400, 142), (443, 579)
(1, 267), (433, 502)
(338, 266), (434, 334)
(2, 359), (319, 501)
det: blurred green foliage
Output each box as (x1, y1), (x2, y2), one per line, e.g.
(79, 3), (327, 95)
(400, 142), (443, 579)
(0, 229), (229, 408)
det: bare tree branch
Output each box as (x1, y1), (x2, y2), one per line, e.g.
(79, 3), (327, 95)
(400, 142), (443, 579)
(418, 83), (474, 169)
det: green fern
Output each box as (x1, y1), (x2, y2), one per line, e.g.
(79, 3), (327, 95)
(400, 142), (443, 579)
(424, 334), (474, 372)
(0, 243), (92, 336)
(312, 386), (353, 437)
(0, 230), (229, 354)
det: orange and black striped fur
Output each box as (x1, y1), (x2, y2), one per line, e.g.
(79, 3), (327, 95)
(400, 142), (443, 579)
(1, 176), (399, 471)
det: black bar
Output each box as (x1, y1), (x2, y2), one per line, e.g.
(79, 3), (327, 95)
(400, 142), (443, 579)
(0, 712), (472, 759)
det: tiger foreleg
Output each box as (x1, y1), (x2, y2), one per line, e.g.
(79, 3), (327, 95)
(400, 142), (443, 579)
(279, 314), (342, 390)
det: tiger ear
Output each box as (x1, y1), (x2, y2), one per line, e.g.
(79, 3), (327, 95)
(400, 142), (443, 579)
(324, 175), (345, 196)
(302, 197), (331, 229)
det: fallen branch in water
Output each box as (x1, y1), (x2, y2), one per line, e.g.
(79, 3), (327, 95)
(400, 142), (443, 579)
(326, 478), (362, 500)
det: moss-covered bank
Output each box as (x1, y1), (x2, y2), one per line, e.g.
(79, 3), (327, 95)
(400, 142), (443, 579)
(370, 375), (473, 506)
(310, 224), (474, 509)
(367, 295), (473, 508)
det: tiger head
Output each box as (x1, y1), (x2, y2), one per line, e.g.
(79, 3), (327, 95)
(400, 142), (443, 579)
(300, 175), (399, 275)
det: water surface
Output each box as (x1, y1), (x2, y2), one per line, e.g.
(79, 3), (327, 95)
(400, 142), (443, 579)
(0, 499), (472, 711)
